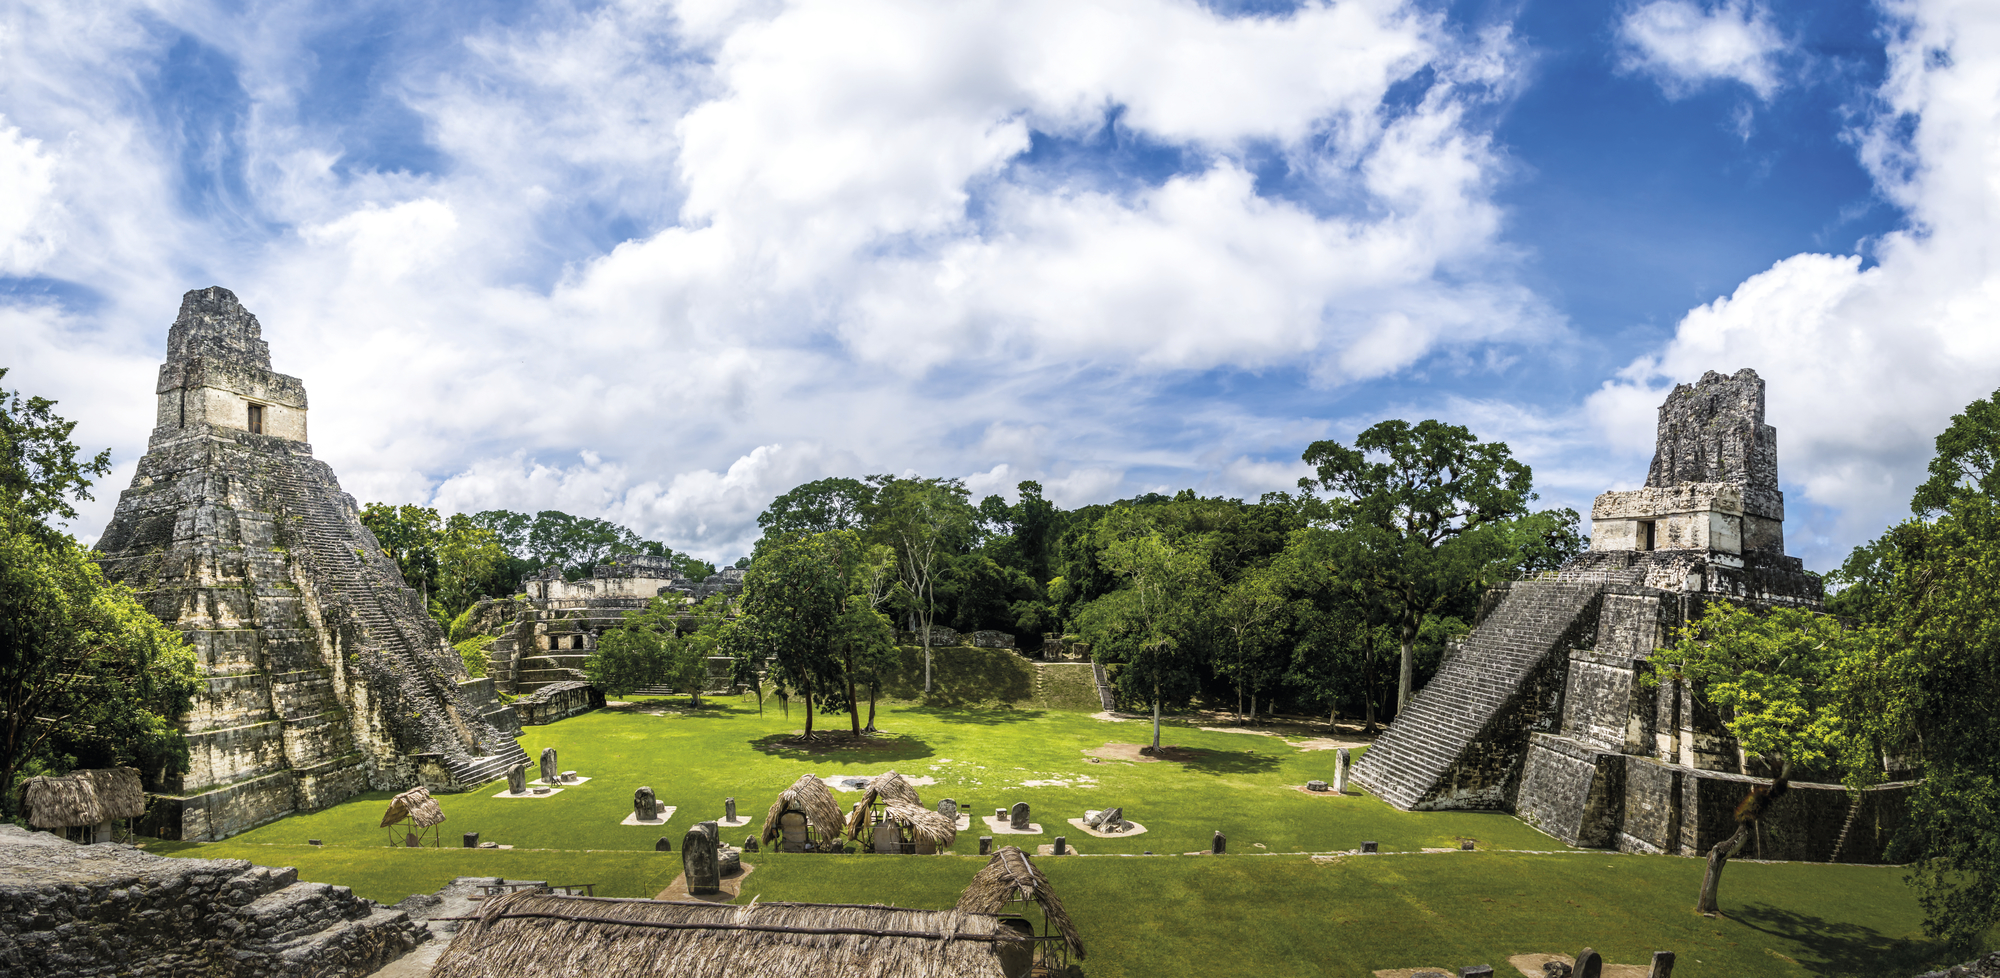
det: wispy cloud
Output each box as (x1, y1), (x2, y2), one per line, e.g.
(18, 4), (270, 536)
(1618, 1), (1789, 100)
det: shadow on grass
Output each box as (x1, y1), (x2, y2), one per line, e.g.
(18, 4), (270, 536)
(899, 704), (1051, 726)
(748, 731), (935, 762)
(1732, 902), (1948, 977)
(608, 701), (757, 720)
(1177, 748), (1282, 776)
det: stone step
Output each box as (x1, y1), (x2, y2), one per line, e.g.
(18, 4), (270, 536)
(1351, 580), (1601, 810)
(266, 905), (428, 975)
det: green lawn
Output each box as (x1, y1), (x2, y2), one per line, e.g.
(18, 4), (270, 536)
(157, 697), (1965, 977)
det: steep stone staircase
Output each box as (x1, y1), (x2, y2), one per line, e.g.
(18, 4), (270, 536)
(267, 461), (527, 789)
(1352, 580), (1603, 810)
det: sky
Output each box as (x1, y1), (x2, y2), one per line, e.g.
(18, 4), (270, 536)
(1, 0), (1994, 572)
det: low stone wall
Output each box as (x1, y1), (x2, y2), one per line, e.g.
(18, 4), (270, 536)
(0, 824), (426, 977)
(513, 680), (605, 725)
(1517, 733), (1909, 862)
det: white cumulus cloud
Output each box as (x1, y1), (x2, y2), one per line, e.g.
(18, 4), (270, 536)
(1592, 0), (2000, 567)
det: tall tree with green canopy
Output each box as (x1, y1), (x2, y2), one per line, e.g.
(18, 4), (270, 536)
(1911, 386), (2000, 516)
(1075, 507), (1217, 752)
(0, 369), (199, 813)
(1298, 420), (1535, 713)
(1648, 603), (1876, 915)
(866, 476), (976, 695)
(435, 514), (509, 619)
(741, 531), (851, 739)
(0, 367), (111, 537)
(361, 503), (443, 602)
(588, 593), (713, 707)
(757, 477), (875, 544)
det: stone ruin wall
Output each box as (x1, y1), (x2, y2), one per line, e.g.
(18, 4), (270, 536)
(93, 289), (523, 841)
(0, 825), (426, 978)
(1360, 368), (1898, 861)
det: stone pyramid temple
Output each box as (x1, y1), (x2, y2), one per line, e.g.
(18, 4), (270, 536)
(1350, 369), (1910, 861)
(93, 287), (525, 841)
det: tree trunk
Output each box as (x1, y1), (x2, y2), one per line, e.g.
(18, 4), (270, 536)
(1151, 683), (1163, 752)
(799, 689), (816, 740)
(865, 689), (877, 732)
(846, 673), (863, 737)
(1397, 618), (1416, 717)
(1697, 825), (1751, 914)
(690, 689), (701, 709)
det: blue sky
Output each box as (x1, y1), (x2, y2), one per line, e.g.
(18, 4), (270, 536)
(4, 0), (1996, 570)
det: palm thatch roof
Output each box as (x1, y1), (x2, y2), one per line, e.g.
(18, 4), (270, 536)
(846, 800), (959, 848)
(380, 787), (445, 829)
(760, 773), (846, 848)
(868, 770), (923, 806)
(841, 770), (928, 838)
(429, 890), (1025, 978)
(18, 767), (145, 828)
(956, 846), (1085, 960)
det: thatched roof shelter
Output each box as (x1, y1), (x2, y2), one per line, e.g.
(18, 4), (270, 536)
(867, 770), (923, 806)
(760, 773), (846, 849)
(18, 767), (145, 829)
(956, 846), (1085, 960)
(846, 800), (958, 849)
(380, 787), (445, 829)
(429, 890), (1029, 978)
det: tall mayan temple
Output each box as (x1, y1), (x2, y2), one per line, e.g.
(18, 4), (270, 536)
(93, 287), (525, 841)
(1351, 369), (1910, 862)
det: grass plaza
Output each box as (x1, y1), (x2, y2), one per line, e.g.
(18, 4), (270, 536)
(148, 697), (1946, 978)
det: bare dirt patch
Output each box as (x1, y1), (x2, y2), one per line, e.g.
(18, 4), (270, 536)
(1373, 967), (1453, 977)
(1084, 742), (1211, 764)
(1291, 737), (1368, 751)
(1197, 726), (1277, 736)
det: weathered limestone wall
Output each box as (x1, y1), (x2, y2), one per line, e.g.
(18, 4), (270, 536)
(0, 825), (426, 977)
(513, 681), (606, 725)
(95, 288), (524, 841)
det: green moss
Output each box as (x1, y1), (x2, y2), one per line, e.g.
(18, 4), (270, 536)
(453, 634), (495, 679)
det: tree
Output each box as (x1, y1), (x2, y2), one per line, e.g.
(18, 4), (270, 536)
(0, 367), (111, 536)
(1648, 603), (1874, 915)
(435, 514), (509, 619)
(1075, 507), (1216, 751)
(1298, 420), (1535, 714)
(1912, 387), (2000, 516)
(757, 477), (874, 543)
(361, 503), (443, 604)
(0, 370), (198, 812)
(741, 532), (850, 739)
(586, 598), (679, 700)
(867, 476), (976, 695)
(1211, 563), (1292, 721)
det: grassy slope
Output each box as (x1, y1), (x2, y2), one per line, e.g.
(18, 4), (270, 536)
(165, 698), (1960, 978)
